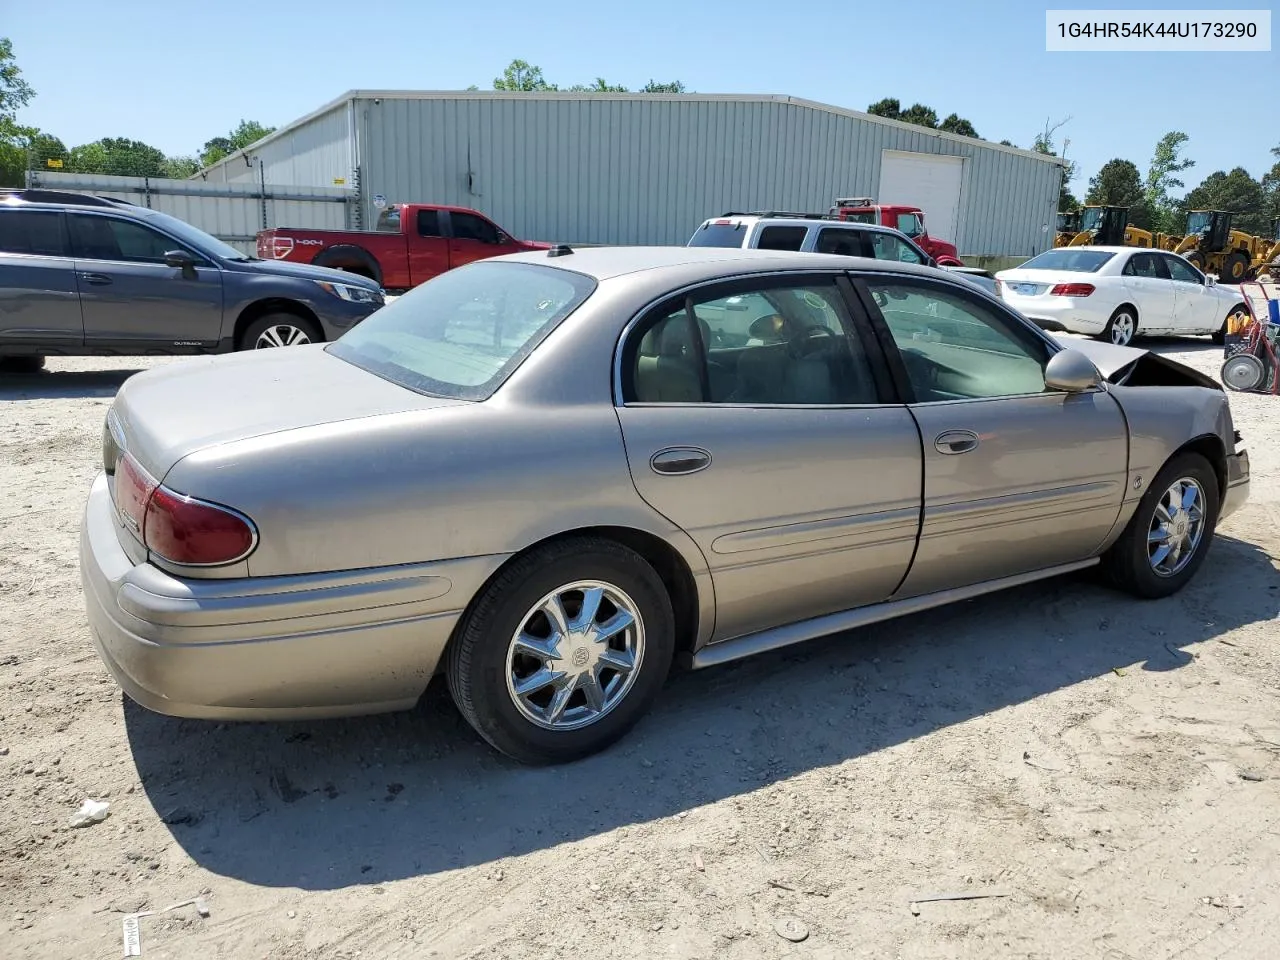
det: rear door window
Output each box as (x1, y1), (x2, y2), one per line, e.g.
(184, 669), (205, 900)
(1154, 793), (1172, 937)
(0, 210), (68, 257)
(417, 209), (442, 237)
(755, 226), (807, 251)
(376, 207), (402, 233)
(814, 228), (865, 257)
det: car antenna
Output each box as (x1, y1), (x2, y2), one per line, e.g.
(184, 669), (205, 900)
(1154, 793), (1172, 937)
(547, 244), (574, 257)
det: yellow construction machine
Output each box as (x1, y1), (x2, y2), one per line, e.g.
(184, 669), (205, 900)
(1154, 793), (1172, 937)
(1250, 217), (1280, 279)
(1060, 205), (1129, 246)
(1054, 210), (1081, 247)
(1168, 211), (1257, 283)
(1057, 205), (1177, 250)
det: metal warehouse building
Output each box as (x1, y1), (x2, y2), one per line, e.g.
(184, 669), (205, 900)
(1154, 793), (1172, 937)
(199, 90), (1066, 259)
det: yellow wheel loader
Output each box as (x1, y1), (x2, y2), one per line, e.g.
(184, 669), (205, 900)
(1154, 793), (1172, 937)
(1171, 211), (1257, 283)
(1250, 217), (1280, 280)
(1063, 205), (1128, 246)
(1054, 210), (1081, 247)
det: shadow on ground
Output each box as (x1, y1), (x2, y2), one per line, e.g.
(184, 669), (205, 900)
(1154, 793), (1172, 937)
(1142, 336), (1223, 356)
(125, 534), (1279, 891)
(0, 368), (142, 400)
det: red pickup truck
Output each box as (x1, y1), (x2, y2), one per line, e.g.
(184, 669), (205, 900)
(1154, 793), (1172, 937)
(256, 203), (550, 291)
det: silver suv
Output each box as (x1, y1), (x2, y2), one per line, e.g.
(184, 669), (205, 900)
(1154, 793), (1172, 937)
(688, 211), (935, 264)
(688, 212), (1000, 297)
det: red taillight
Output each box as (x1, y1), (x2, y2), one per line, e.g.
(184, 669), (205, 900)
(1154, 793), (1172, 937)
(111, 452), (256, 566)
(144, 487), (257, 566)
(270, 236), (294, 259)
(113, 453), (156, 538)
(1049, 282), (1095, 297)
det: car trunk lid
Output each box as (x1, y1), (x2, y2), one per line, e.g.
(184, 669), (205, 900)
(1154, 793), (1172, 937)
(109, 345), (467, 482)
(997, 269), (1086, 297)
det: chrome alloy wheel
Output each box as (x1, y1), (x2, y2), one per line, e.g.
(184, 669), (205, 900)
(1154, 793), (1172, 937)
(254, 323), (312, 348)
(1110, 311), (1135, 345)
(505, 581), (645, 731)
(1148, 477), (1207, 578)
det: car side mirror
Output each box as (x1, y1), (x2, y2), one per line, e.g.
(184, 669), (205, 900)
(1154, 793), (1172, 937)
(1044, 349), (1102, 392)
(164, 249), (198, 278)
(1205, 275), (1216, 287)
(925, 256), (937, 268)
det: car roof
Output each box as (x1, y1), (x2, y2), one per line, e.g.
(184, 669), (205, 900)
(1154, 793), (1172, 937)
(696, 214), (905, 234)
(1037, 245), (1133, 254)
(0, 189), (142, 212)
(497, 244), (943, 282)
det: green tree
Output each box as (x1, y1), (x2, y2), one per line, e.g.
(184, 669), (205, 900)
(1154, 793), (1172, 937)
(867, 97), (902, 119)
(1262, 144), (1280, 224)
(199, 119), (275, 167)
(568, 78), (629, 92)
(1086, 158), (1151, 227)
(1033, 119), (1078, 213)
(162, 155), (200, 179)
(939, 113), (979, 138)
(641, 80), (686, 93)
(67, 137), (168, 177)
(0, 37), (33, 119)
(1180, 167), (1268, 235)
(1143, 131), (1194, 234)
(0, 37), (36, 187)
(899, 103), (939, 129)
(493, 59), (557, 91)
(865, 98), (977, 137)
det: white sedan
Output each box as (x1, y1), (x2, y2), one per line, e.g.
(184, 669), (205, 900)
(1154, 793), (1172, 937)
(996, 246), (1249, 346)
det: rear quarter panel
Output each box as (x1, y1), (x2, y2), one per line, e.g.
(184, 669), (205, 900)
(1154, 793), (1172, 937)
(1102, 383), (1235, 542)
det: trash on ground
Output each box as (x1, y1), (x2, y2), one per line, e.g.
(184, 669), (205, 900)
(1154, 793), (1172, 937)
(909, 887), (1012, 915)
(69, 798), (110, 828)
(1240, 770), (1266, 782)
(121, 897), (212, 955)
(774, 917), (809, 942)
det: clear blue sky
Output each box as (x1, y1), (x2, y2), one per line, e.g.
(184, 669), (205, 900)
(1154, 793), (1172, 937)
(7, 0), (1277, 197)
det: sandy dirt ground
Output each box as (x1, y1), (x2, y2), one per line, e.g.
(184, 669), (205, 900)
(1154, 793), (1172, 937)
(2, 338), (1279, 960)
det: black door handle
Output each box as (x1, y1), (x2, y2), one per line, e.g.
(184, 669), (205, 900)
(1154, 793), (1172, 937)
(79, 273), (113, 286)
(934, 430), (980, 455)
(650, 447), (711, 476)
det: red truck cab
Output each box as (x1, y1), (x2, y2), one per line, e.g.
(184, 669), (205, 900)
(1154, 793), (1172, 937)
(829, 197), (963, 266)
(257, 204), (550, 291)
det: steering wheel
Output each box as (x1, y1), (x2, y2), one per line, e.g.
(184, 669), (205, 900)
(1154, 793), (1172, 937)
(788, 324), (837, 358)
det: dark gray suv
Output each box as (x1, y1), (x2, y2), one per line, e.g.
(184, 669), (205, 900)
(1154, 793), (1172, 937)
(0, 190), (384, 371)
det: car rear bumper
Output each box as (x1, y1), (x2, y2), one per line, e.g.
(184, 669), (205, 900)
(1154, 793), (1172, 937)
(1222, 448), (1250, 522)
(79, 473), (504, 721)
(1001, 295), (1107, 335)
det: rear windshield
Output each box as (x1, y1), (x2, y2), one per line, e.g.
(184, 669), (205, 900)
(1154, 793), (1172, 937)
(688, 222), (748, 247)
(328, 261), (595, 400)
(375, 206), (402, 233)
(1017, 249), (1115, 272)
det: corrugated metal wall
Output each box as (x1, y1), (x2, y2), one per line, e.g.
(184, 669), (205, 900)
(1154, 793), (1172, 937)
(201, 104), (354, 189)
(28, 171), (356, 255)
(357, 95), (1063, 257)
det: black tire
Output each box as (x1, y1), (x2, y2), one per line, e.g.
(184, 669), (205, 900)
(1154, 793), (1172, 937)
(1219, 252), (1249, 284)
(1098, 306), (1138, 346)
(1102, 452), (1219, 599)
(0, 355), (46, 373)
(446, 537), (676, 764)
(311, 245), (382, 287)
(1185, 250), (1206, 272)
(237, 312), (322, 351)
